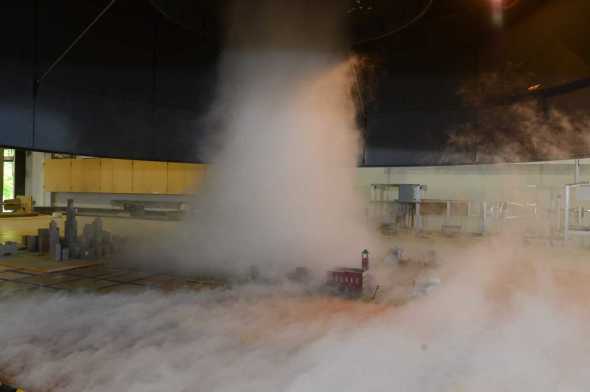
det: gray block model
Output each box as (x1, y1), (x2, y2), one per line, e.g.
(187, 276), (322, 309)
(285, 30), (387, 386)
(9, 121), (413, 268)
(52, 242), (62, 262)
(94, 218), (104, 247)
(0, 242), (17, 256)
(26, 235), (38, 252)
(61, 247), (70, 262)
(69, 242), (82, 259)
(65, 199), (78, 247)
(79, 218), (109, 260)
(82, 247), (97, 260)
(38, 228), (50, 253)
(102, 231), (112, 245)
(82, 223), (95, 248)
(49, 220), (60, 259)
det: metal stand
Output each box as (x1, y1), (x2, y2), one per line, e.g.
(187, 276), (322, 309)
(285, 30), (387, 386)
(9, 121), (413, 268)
(370, 183), (426, 232)
(563, 182), (590, 241)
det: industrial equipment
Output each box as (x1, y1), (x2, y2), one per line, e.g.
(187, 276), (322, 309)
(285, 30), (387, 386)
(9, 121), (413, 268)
(398, 184), (425, 203)
(370, 183), (427, 231)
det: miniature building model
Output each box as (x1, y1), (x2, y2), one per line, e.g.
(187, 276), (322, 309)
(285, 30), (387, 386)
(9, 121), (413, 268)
(18, 199), (123, 262)
(327, 250), (370, 296)
(0, 242), (17, 256)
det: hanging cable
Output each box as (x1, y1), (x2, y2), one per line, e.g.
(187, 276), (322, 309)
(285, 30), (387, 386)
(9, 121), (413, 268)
(146, 0), (196, 31)
(353, 0), (434, 46)
(36, 0), (118, 86)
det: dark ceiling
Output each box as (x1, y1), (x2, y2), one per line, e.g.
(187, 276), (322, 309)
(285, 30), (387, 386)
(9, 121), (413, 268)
(1, 0), (589, 165)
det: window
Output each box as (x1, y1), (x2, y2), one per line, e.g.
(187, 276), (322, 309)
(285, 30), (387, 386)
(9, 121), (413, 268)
(3, 148), (15, 202)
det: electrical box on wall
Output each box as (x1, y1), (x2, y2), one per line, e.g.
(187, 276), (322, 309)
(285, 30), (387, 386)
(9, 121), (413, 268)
(398, 184), (427, 203)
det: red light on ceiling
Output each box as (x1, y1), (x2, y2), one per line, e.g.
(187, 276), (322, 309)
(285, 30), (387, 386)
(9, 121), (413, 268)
(501, 0), (520, 10)
(492, 0), (520, 10)
(528, 84), (543, 92)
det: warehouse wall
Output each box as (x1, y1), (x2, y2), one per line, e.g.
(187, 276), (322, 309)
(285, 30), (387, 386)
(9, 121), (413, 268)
(25, 151), (590, 213)
(357, 160), (589, 234)
(357, 160), (587, 202)
(43, 158), (205, 195)
(25, 152), (202, 209)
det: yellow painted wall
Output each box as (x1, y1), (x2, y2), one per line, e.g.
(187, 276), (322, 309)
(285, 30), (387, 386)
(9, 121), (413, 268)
(166, 163), (207, 195)
(44, 158), (206, 195)
(186, 164), (207, 193)
(71, 159), (101, 192)
(113, 159), (134, 193)
(44, 159), (72, 192)
(166, 163), (188, 195)
(132, 161), (168, 194)
(99, 158), (115, 193)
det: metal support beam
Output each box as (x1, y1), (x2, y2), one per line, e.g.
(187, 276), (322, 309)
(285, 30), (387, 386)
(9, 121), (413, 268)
(415, 203), (422, 232)
(481, 201), (487, 235)
(564, 185), (570, 241)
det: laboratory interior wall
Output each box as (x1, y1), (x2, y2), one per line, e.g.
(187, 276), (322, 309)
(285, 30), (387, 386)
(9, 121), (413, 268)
(22, 151), (589, 215)
(357, 160), (586, 202)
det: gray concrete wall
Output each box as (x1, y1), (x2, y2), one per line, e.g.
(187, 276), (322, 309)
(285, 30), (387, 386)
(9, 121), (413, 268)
(357, 160), (588, 203)
(357, 159), (590, 235)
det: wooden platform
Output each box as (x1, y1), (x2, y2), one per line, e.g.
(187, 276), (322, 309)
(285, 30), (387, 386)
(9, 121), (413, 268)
(0, 253), (102, 274)
(0, 212), (39, 218)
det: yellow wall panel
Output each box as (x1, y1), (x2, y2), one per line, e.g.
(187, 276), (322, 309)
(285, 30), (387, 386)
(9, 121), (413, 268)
(167, 163), (188, 195)
(166, 163), (206, 195)
(186, 164), (207, 194)
(71, 159), (101, 192)
(100, 159), (114, 193)
(112, 159), (133, 193)
(132, 161), (167, 194)
(45, 158), (205, 195)
(44, 159), (72, 192)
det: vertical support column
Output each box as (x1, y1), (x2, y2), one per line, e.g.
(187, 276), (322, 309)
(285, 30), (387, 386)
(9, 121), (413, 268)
(564, 185), (570, 241)
(481, 201), (487, 235)
(415, 202), (421, 232)
(444, 200), (451, 231)
(26, 152), (51, 207)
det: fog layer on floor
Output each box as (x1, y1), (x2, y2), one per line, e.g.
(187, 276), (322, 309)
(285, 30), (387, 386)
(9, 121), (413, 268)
(2, 238), (590, 392)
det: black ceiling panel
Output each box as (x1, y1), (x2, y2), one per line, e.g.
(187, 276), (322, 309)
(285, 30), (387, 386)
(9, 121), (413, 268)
(0, 0), (589, 165)
(0, 2), (34, 149)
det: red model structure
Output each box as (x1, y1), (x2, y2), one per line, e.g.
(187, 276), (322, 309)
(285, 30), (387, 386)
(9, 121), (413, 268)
(327, 250), (370, 296)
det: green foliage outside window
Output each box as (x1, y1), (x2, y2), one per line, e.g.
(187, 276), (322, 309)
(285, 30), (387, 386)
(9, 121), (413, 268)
(3, 149), (15, 201)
